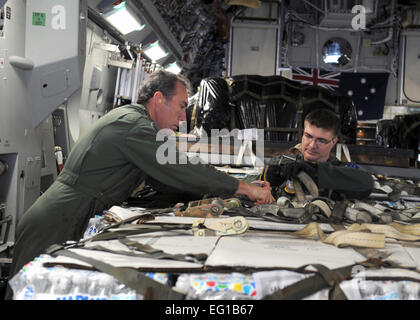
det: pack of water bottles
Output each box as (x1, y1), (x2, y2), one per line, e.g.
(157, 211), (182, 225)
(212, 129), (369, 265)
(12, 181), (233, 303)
(8, 254), (170, 300)
(174, 270), (420, 300)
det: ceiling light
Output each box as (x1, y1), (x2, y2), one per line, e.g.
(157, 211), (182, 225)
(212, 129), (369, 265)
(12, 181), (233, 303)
(104, 2), (145, 35)
(143, 41), (168, 62)
(165, 61), (181, 74)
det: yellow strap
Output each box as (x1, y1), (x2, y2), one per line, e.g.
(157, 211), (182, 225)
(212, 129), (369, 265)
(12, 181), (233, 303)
(307, 199), (332, 218)
(389, 222), (420, 236)
(294, 222), (385, 249)
(348, 223), (420, 241)
(296, 171), (319, 198)
(292, 178), (305, 202)
(324, 229), (385, 248)
(294, 222), (420, 249)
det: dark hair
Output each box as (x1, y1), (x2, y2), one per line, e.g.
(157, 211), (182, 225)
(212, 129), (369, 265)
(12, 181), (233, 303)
(304, 108), (341, 137)
(136, 70), (192, 105)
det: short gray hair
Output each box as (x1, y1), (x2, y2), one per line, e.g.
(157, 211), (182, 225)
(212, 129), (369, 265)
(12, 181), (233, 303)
(137, 70), (192, 105)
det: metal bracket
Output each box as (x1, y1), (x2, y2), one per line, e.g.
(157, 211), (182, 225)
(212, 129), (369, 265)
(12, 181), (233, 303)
(192, 216), (249, 237)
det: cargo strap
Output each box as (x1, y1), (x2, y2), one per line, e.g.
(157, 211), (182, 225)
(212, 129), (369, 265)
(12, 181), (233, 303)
(296, 171), (319, 198)
(292, 178), (305, 202)
(307, 199), (332, 218)
(175, 202), (224, 218)
(349, 223), (420, 241)
(294, 222), (386, 249)
(102, 207), (175, 232)
(46, 244), (186, 300)
(330, 201), (348, 225)
(291, 171), (319, 202)
(344, 207), (372, 224)
(323, 200), (386, 259)
(294, 221), (420, 247)
(352, 201), (383, 218)
(118, 237), (207, 263)
(336, 143), (352, 162)
(237, 199), (332, 224)
(90, 223), (192, 242)
(262, 258), (386, 300)
(390, 222), (420, 235)
(79, 237), (207, 264)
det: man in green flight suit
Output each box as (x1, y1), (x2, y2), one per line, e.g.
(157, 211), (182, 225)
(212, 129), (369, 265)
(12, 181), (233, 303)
(261, 108), (374, 200)
(7, 70), (274, 292)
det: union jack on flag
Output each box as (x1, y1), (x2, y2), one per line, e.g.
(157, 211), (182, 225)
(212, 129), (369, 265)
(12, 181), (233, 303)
(292, 68), (340, 91)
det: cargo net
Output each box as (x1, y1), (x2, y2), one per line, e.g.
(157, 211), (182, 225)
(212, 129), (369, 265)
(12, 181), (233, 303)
(187, 75), (358, 144)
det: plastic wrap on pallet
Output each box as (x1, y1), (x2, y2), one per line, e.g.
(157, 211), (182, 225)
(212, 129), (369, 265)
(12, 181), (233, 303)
(10, 255), (420, 300)
(175, 269), (420, 300)
(253, 269), (420, 300)
(82, 215), (108, 240)
(358, 280), (420, 300)
(8, 255), (137, 300)
(8, 254), (172, 300)
(175, 273), (257, 300)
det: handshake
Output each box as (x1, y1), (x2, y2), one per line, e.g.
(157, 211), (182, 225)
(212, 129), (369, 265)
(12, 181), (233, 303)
(262, 160), (317, 187)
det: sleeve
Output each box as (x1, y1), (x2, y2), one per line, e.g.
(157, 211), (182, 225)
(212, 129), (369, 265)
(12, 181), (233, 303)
(317, 161), (374, 199)
(120, 120), (239, 197)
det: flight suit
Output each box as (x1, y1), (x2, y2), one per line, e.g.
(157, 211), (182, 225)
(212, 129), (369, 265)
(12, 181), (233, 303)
(246, 144), (374, 200)
(289, 144), (373, 199)
(9, 104), (239, 279)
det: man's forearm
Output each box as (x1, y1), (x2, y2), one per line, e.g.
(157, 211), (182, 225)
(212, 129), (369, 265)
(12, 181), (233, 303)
(317, 162), (374, 199)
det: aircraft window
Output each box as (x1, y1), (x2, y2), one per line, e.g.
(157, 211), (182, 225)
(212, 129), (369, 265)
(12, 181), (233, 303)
(322, 37), (352, 67)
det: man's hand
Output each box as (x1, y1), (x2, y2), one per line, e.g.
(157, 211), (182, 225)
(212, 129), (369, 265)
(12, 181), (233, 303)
(264, 160), (317, 186)
(288, 160), (317, 178)
(251, 180), (271, 189)
(236, 181), (275, 205)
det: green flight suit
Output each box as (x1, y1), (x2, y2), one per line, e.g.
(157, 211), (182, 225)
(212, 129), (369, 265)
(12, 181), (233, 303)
(10, 104), (239, 278)
(245, 144), (374, 200)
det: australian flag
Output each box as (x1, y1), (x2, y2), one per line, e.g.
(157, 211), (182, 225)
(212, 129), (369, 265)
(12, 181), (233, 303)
(291, 67), (389, 120)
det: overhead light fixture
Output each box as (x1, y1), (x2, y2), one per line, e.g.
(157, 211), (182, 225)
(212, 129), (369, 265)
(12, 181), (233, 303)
(104, 1), (145, 35)
(143, 41), (168, 62)
(165, 61), (181, 74)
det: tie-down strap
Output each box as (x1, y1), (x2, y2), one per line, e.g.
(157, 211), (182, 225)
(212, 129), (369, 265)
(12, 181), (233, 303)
(79, 237), (208, 264)
(262, 258), (387, 300)
(294, 221), (420, 248)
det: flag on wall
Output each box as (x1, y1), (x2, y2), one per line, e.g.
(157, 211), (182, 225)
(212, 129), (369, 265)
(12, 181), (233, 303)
(292, 67), (341, 91)
(291, 68), (390, 120)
